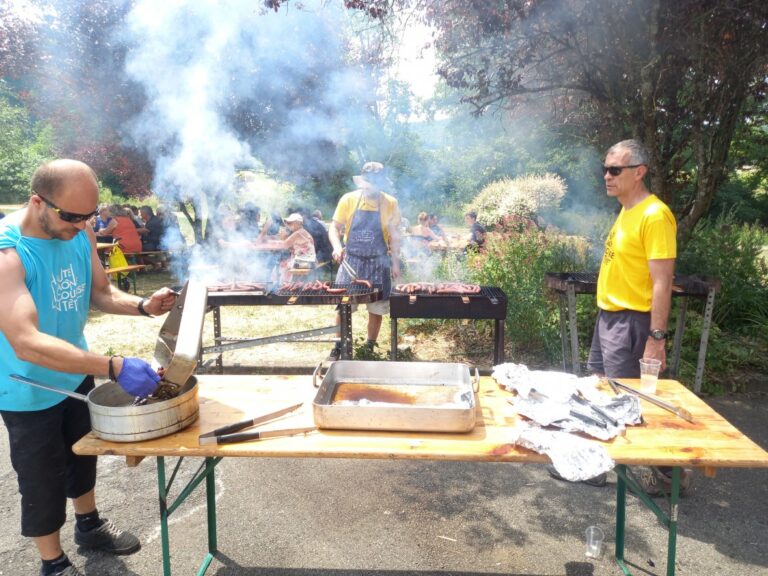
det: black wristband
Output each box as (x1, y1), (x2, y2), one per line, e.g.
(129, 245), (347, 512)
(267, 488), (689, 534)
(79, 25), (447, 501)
(138, 298), (153, 317)
(108, 355), (122, 381)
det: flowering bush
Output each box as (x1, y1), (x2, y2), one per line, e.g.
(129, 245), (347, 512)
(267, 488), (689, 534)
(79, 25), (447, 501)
(467, 173), (567, 229)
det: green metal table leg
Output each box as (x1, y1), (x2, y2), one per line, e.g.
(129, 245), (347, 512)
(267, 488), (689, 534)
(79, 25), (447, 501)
(155, 456), (224, 576)
(666, 468), (681, 576)
(615, 465), (629, 572)
(157, 457), (172, 576)
(613, 465), (681, 576)
(196, 457), (219, 576)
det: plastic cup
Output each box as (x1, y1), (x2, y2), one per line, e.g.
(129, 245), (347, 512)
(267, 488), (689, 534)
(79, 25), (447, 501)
(639, 358), (662, 393)
(585, 525), (605, 559)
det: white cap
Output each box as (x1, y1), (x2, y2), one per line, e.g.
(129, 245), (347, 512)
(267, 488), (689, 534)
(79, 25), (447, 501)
(285, 213), (303, 224)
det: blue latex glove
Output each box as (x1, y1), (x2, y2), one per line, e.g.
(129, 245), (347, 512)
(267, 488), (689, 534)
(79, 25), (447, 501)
(117, 357), (161, 397)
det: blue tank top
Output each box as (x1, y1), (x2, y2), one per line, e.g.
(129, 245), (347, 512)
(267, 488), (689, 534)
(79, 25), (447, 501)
(0, 211), (92, 411)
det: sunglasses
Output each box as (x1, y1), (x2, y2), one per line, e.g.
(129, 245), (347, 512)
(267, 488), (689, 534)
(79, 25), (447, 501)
(602, 164), (644, 176)
(37, 195), (99, 223)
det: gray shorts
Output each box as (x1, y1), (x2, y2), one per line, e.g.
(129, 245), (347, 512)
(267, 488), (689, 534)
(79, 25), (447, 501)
(587, 309), (650, 378)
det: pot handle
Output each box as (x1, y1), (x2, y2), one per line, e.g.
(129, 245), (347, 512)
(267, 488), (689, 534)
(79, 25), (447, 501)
(10, 374), (89, 402)
(472, 367), (480, 393)
(312, 362), (325, 388)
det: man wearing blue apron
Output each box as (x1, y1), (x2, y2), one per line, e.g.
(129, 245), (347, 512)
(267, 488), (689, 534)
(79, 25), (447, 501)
(328, 162), (402, 359)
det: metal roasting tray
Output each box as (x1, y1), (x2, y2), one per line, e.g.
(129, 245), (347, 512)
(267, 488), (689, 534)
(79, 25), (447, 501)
(312, 361), (478, 433)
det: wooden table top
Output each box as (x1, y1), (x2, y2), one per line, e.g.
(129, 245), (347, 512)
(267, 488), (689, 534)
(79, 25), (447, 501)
(74, 375), (768, 470)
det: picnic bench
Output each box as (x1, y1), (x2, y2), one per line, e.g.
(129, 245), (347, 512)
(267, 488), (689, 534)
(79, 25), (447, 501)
(104, 264), (147, 294)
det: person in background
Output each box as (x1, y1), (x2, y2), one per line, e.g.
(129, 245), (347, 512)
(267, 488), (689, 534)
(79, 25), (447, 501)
(257, 212), (287, 281)
(93, 205), (117, 244)
(311, 209), (327, 229)
(464, 211), (486, 252)
(123, 205), (143, 228)
(328, 161), (401, 358)
(253, 212), (316, 281)
(137, 206), (163, 251)
(548, 139), (684, 494)
(156, 204), (186, 252)
(410, 211), (445, 257)
(0, 159), (177, 576)
(137, 206), (166, 271)
(297, 206), (333, 266)
(428, 213), (447, 240)
(237, 202), (261, 238)
(110, 205), (142, 255)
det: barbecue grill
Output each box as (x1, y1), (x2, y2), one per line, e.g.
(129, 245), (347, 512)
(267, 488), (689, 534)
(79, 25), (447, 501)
(203, 283), (382, 371)
(544, 272), (721, 393)
(389, 286), (508, 365)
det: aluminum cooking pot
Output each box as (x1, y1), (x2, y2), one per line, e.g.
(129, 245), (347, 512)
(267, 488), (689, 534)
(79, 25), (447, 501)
(11, 374), (199, 442)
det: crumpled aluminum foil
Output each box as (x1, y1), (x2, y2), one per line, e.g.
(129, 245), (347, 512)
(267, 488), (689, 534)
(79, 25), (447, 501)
(494, 363), (642, 440)
(512, 423), (616, 482)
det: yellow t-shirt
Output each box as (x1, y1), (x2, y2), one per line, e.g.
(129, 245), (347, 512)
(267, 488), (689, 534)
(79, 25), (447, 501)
(597, 194), (676, 312)
(332, 190), (401, 246)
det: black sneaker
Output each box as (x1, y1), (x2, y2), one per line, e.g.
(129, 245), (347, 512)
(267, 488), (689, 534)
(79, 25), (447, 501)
(41, 565), (84, 576)
(548, 465), (608, 487)
(74, 518), (141, 555)
(42, 565), (84, 576)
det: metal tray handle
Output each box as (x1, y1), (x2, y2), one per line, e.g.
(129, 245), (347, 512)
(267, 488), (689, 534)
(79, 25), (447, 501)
(313, 361), (325, 388)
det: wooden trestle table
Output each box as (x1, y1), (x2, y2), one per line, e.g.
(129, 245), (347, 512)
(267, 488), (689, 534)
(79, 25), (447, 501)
(74, 375), (768, 576)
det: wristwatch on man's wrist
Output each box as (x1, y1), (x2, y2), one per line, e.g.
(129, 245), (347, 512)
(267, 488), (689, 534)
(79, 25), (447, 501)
(649, 329), (668, 341)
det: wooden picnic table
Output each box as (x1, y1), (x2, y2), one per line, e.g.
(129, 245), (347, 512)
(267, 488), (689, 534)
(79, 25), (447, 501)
(74, 374), (768, 576)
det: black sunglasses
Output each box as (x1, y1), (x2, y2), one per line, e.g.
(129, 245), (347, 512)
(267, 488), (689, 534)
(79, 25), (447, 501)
(37, 195), (99, 223)
(602, 164), (644, 176)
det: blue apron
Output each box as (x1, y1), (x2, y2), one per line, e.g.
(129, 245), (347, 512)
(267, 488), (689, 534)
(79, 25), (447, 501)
(336, 193), (391, 298)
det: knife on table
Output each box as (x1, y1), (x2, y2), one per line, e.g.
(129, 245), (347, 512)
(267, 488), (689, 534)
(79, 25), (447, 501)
(200, 426), (316, 446)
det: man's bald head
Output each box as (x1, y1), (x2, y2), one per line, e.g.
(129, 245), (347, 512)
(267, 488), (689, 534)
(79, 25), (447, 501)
(31, 159), (98, 201)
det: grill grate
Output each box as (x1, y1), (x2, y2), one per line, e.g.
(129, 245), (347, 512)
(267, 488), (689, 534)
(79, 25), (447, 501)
(206, 283), (381, 306)
(544, 272), (720, 296)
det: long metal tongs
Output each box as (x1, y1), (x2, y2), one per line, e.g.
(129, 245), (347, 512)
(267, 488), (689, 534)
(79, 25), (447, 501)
(609, 379), (694, 423)
(198, 403), (315, 445)
(339, 254), (358, 281)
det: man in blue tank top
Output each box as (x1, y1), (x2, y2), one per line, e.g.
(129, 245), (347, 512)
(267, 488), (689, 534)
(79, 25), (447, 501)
(0, 160), (179, 576)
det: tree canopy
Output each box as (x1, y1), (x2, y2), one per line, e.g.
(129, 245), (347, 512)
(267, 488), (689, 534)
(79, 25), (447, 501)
(423, 0), (768, 236)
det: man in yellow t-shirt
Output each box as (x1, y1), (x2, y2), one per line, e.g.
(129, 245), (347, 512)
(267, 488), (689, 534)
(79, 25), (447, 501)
(551, 139), (687, 494)
(589, 139), (676, 377)
(328, 162), (401, 358)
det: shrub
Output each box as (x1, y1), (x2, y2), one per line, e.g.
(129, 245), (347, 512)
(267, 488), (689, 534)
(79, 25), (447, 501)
(677, 213), (768, 335)
(467, 174), (567, 229)
(465, 226), (594, 365)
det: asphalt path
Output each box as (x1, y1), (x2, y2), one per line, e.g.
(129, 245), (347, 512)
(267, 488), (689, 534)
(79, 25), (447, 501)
(1, 392), (766, 576)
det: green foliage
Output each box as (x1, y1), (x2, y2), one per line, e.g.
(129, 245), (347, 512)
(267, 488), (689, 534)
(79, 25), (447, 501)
(674, 310), (768, 394)
(0, 86), (54, 203)
(464, 226), (594, 365)
(352, 337), (387, 361)
(467, 174), (567, 229)
(708, 169), (768, 226)
(677, 213), (768, 334)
